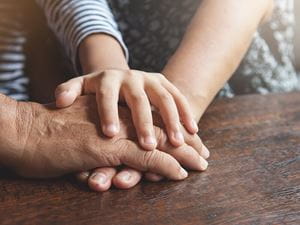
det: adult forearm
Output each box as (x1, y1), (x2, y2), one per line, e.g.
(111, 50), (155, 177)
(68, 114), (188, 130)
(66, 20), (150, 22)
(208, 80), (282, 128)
(79, 34), (129, 74)
(162, 0), (274, 121)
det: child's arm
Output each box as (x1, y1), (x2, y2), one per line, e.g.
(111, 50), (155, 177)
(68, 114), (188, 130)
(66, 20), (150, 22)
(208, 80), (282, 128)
(37, 0), (199, 150)
(162, 0), (274, 121)
(36, 0), (129, 74)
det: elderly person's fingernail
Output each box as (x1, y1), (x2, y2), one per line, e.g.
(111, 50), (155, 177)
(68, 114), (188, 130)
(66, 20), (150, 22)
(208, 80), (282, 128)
(180, 168), (188, 179)
(120, 171), (131, 182)
(104, 124), (119, 136)
(199, 157), (209, 171)
(192, 120), (199, 132)
(143, 136), (157, 146)
(202, 145), (210, 159)
(91, 173), (107, 184)
(175, 131), (184, 143)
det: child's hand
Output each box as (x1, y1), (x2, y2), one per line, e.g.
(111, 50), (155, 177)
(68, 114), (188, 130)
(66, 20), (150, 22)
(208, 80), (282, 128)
(55, 69), (199, 150)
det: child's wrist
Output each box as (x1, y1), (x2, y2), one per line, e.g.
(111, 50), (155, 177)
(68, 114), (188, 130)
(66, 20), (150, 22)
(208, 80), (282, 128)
(79, 34), (129, 74)
(161, 75), (209, 122)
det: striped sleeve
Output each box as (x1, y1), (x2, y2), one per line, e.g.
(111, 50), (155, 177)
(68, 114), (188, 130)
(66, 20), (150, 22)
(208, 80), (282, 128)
(36, 0), (128, 74)
(0, 1), (29, 101)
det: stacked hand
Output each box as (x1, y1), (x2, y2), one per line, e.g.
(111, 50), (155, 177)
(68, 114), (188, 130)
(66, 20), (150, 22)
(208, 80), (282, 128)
(53, 69), (210, 191)
(0, 95), (209, 192)
(55, 69), (199, 149)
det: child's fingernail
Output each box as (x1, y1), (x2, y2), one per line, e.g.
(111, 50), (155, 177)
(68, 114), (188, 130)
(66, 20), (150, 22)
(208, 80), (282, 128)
(192, 120), (199, 132)
(175, 131), (184, 144)
(180, 168), (188, 179)
(143, 136), (157, 146)
(104, 124), (118, 136)
(91, 173), (107, 184)
(120, 171), (131, 182)
(57, 90), (69, 98)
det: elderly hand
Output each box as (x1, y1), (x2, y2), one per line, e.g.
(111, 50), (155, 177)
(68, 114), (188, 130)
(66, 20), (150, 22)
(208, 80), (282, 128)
(1, 95), (208, 181)
(73, 97), (210, 192)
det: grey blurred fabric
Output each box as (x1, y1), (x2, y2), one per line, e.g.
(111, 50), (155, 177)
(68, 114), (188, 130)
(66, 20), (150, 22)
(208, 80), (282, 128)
(109, 0), (300, 97)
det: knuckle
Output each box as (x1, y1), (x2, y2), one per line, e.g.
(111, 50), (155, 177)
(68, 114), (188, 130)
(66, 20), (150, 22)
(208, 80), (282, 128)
(87, 138), (122, 166)
(142, 150), (161, 169)
(100, 70), (120, 82)
(125, 69), (137, 78)
(97, 86), (114, 99)
(116, 140), (132, 158)
(155, 73), (165, 80)
(159, 92), (172, 102)
(101, 70), (112, 78)
(129, 92), (146, 103)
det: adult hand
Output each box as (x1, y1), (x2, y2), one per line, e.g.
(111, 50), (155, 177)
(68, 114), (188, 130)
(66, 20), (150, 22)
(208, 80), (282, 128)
(2, 95), (208, 180)
(75, 99), (210, 192)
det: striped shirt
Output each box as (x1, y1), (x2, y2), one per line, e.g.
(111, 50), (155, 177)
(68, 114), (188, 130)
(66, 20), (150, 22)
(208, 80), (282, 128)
(0, 1), (29, 100)
(0, 0), (127, 100)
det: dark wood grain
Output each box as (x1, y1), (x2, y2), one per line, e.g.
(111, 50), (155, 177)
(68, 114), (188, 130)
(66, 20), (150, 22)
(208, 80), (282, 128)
(0, 92), (299, 225)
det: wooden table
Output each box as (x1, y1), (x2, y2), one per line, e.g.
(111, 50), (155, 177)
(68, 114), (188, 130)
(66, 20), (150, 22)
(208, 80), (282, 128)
(1, 93), (299, 225)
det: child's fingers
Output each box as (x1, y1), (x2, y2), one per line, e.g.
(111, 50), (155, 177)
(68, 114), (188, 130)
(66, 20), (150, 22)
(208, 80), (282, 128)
(145, 85), (184, 147)
(162, 79), (199, 134)
(96, 77), (121, 137)
(123, 86), (157, 151)
(55, 77), (84, 108)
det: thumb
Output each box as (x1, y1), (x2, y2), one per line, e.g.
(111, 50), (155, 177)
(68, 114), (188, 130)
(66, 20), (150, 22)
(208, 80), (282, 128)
(55, 77), (84, 108)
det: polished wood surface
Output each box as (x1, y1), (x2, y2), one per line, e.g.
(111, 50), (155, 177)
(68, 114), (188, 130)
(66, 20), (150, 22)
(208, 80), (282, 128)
(0, 93), (299, 225)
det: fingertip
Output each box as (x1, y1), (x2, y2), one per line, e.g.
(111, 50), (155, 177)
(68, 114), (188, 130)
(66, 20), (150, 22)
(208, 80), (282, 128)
(190, 120), (199, 133)
(56, 91), (77, 108)
(88, 168), (117, 192)
(140, 136), (157, 151)
(102, 124), (119, 137)
(182, 119), (199, 134)
(112, 170), (142, 189)
(170, 131), (185, 147)
(202, 145), (210, 159)
(179, 168), (188, 180)
(199, 157), (209, 171)
(88, 172), (111, 192)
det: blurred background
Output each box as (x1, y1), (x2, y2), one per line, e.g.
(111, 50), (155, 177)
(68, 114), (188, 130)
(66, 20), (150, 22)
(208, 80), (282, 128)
(295, 1), (300, 71)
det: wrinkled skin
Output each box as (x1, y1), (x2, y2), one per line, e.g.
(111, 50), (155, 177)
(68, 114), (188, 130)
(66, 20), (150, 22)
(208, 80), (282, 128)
(8, 95), (208, 181)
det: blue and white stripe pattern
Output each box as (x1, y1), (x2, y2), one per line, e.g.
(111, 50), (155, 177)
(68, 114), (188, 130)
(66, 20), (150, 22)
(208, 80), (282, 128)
(37, 0), (128, 73)
(0, 1), (29, 100)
